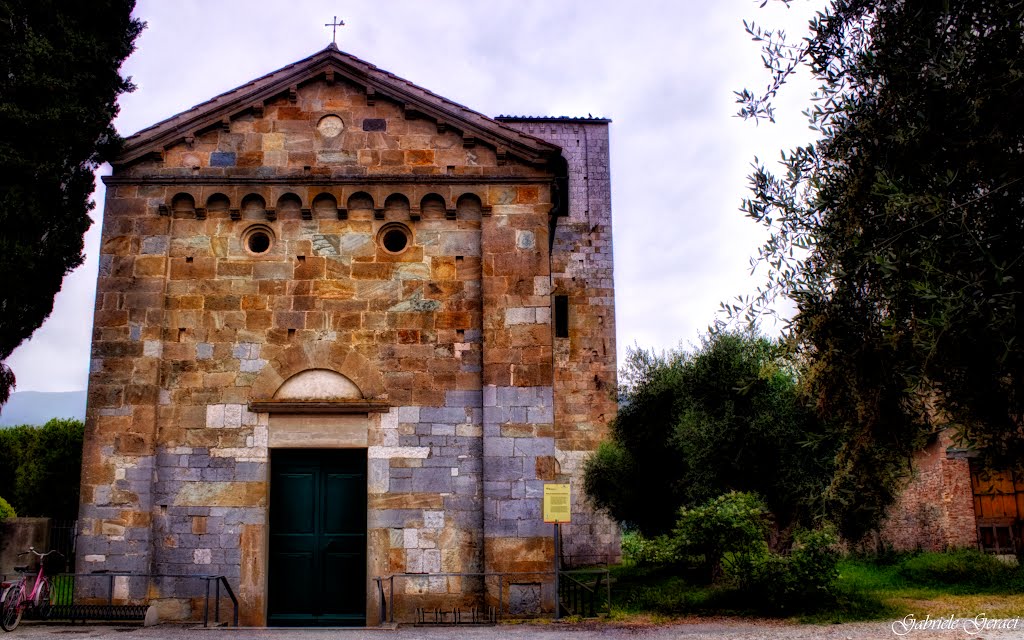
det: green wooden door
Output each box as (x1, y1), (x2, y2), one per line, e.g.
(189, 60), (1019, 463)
(268, 449), (367, 626)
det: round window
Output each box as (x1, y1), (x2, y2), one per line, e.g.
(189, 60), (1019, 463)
(242, 225), (275, 255)
(317, 114), (345, 138)
(377, 223), (412, 254)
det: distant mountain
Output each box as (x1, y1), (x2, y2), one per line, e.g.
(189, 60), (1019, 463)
(0, 390), (87, 427)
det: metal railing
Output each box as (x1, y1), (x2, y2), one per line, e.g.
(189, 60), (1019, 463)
(557, 569), (610, 617)
(4, 572), (238, 627)
(373, 569), (610, 625)
(203, 575), (239, 627)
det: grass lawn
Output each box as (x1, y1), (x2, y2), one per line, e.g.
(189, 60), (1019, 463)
(607, 551), (1024, 624)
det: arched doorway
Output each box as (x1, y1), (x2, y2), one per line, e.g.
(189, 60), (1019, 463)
(260, 369), (383, 627)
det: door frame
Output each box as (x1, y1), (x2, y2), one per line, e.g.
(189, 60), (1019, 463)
(265, 445), (370, 626)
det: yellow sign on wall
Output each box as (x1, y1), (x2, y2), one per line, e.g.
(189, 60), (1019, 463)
(543, 483), (571, 523)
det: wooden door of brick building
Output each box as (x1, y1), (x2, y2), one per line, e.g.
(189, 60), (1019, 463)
(970, 460), (1024, 554)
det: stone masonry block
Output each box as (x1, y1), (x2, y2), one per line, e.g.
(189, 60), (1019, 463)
(411, 468), (453, 493)
(423, 511), (444, 529)
(398, 406), (420, 423)
(445, 390), (482, 408)
(368, 459), (389, 494)
(527, 405), (554, 423)
(485, 456), (523, 482)
(512, 437), (554, 458)
(206, 405), (224, 428)
(483, 437), (514, 457)
(419, 407), (466, 423)
(368, 446), (430, 459)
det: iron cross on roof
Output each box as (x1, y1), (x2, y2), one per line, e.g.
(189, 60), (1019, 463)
(325, 15), (345, 44)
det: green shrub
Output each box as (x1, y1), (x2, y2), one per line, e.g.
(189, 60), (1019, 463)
(621, 530), (681, 565)
(728, 527), (841, 612)
(897, 549), (1018, 588)
(673, 491), (771, 580)
(0, 495), (15, 519)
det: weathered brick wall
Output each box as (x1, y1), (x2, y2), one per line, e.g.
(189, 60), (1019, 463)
(80, 68), (611, 623)
(501, 119), (620, 566)
(879, 431), (978, 551)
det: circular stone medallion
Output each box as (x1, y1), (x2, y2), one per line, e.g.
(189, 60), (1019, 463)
(317, 115), (345, 137)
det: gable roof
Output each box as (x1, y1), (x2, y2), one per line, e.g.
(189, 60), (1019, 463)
(116, 44), (562, 168)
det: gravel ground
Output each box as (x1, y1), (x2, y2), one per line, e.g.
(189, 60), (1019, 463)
(5, 619), (1024, 640)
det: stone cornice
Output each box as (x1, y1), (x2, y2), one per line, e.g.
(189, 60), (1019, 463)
(102, 175), (552, 186)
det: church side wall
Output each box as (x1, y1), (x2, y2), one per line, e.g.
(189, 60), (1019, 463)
(503, 120), (621, 566)
(479, 196), (556, 595)
(77, 185), (167, 594)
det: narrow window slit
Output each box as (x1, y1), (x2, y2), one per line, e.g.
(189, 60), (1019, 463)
(554, 295), (569, 338)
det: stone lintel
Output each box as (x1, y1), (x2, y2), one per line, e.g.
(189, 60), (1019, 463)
(249, 400), (390, 414)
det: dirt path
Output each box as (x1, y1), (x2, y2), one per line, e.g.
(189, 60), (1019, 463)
(7, 619), (1024, 640)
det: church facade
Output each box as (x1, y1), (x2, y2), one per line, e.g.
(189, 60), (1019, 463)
(78, 45), (618, 625)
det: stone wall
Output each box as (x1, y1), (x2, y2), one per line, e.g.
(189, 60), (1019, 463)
(0, 518), (50, 576)
(501, 119), (620, 566)
(879, 431), (978, 551)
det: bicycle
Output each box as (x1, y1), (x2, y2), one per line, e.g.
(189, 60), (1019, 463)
(1, 547), (63, 631)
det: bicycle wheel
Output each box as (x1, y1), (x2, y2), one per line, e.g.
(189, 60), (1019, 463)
(0, 583), (23, 631)
(35, 578), (51, 620)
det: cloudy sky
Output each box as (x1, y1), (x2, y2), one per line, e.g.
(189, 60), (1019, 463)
(8, 0), (822, 392)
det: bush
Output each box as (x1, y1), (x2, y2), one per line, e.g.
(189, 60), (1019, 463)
(673, 491), (771, 580)
(728, 527), (841, 612)
(897, 549), (1018, 588)
(621, 530), (680, 566)
(0, 495), (15, 519)
(619, 492), (842, 614)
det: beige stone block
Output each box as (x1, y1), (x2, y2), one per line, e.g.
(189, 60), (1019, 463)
(152, 598), (192, 622)
(239, 523), (267, 626)
(369, 493), (444, 510)
(263, 133), (285, 151)
(172, 481), (266, 507)
(268, 413), (368, 448)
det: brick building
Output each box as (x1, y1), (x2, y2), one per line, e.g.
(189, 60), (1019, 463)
(78, 45), (619, 625)
(880, 430), (1024, 555)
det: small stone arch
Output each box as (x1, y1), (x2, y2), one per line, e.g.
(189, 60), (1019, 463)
(456, 193), (483, 220)
(420, 193), (447, 219)
(171, 192), (196, 217)
(347, 191), (374, 212)
(348, 190), (376, 221)
(273, 369), (362, 401)
(276, 192), (303, 218)
(241, 194), (267, 220)
(250, 342), (386, 401)
(384, 193), (410, 220)
(312, 192), (338, 219)
(206, 193), (231, 216)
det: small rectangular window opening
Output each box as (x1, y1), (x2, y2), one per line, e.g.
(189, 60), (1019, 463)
(554, 295), (569, 338)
